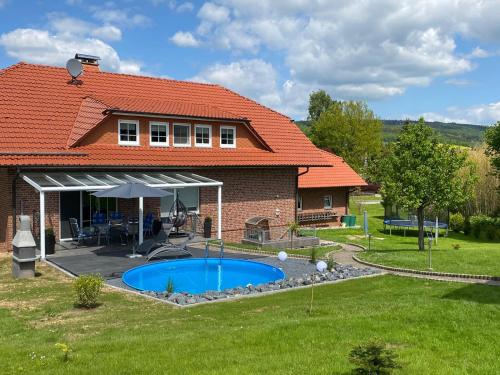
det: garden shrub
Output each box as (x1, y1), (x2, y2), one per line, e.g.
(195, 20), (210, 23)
(449, 212), (465, 233)
(348, 340), (400, 374)
(74, 274), (104, 308)
(469, 215), (500, 240)
(463, 217), (471, 236)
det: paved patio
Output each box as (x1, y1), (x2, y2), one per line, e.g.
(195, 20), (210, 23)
(46, 238), (318, 283)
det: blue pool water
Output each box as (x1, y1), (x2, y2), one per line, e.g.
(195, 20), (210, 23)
(122, 258), (286, 294)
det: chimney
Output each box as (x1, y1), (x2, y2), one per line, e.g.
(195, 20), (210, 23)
(75, 53), (101, 72)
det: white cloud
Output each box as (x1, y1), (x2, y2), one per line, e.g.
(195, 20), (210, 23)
(174, 0), (500, 117)
(197, 2), (230, 23)
(92, 26), (122, 42)
(48, 15), (122, 41)
(411, 102), (500, 125)
(191, 59), (280, 107)
(445, 78), (472, 86)
(170, 31), (200, 47)
(466, 47), (493, 59)
(176, 2), (195, 12)
(91, 6), (150, 27)
(0, 28), (145, 75)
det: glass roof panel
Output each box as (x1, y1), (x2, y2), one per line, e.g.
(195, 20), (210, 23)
(47, 173), (85, 187)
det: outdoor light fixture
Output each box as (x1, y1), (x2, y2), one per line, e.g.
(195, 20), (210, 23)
(278, 251), (288, 262)
(316, 261), (327, 273)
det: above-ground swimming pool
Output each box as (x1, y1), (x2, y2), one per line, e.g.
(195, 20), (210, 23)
(122, 258), (286, 294)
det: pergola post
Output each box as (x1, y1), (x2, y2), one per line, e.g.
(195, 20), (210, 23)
(217, 185), (222, 239)
(39, 191), (45, 259)
(139, 197), (144, 245)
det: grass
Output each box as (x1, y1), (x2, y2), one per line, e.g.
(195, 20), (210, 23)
(224, 242), (342, 258)
(1, 258), (499, 374)
(302, 198), (500, 276)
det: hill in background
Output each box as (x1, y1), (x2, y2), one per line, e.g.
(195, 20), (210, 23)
(296, 119), (488, 147)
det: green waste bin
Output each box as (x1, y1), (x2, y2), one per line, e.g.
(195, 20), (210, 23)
(341, 215), (348, 226)
(349, 215), (357, 227)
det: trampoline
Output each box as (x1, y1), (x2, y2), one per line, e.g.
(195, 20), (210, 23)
(384, 218), (448, 236)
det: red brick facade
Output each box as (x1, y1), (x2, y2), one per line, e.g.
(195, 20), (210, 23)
(0, 168), (60, 253)
(0, 167), (297, 252)
(298, 187), (349, 227)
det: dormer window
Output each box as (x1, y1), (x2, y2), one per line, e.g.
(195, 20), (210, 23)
(195, 124), (212, 147)
(150, 122), (168, 147)
(220, 126), (236, 148)
(173, 123), (191, 147)
(118, 120), (139, 146)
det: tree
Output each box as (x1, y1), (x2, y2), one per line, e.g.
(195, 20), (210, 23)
(485, 121), (500, 174)
(307, 90), (335, 122)
(371, 119), (476, 250)
(309, 101), (382, 172)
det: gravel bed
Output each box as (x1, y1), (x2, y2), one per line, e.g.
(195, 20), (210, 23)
(141, 264), (381, 306)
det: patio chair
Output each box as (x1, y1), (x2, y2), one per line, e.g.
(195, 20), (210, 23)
(69, 218), (96, 247)
(138, 221), (194, 260)
(143, 212), (154, 237)
(92, 212), (109, 246)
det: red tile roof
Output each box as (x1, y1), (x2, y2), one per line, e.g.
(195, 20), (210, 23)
(99, 95), (246, 121)
(299, 150), (367, 188)
(0, 62), (330, 168)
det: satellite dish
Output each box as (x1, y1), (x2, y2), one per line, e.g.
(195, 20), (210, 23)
(66, 58), (83, 79)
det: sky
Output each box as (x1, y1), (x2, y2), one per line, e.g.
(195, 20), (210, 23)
(0, 0), (499, 125)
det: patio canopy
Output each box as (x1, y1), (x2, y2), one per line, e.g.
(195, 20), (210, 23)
(21, 171), (222, 192)
(21, 171), (223, 259)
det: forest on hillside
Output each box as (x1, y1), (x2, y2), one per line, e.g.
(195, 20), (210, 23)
(296, 119), (488, 147)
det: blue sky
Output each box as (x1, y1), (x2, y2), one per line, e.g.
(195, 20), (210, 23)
(0, 0), (499, 124)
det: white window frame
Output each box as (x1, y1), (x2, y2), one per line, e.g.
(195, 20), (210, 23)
(149, 121), (169, 147)
(323, 195), (333, 209)
(220, 125), (236, 148)
(194, 124), (212, 148)
(173, 123), (191, 147)
(118, 119), (140, 146)
(297, 195), (303, 211)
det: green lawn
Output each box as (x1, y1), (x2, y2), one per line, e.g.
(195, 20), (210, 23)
(301, 199), (500, 276)
(1, 259), (499, 374)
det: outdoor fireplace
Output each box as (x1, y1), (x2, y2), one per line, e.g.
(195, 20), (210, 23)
(12, 216), (37, 278)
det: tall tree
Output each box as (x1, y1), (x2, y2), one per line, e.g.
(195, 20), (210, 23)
(485, 121), (500, 174)
(309, 100), (382, 172)
(371, 119), (476, 250)
(308, 90), (335, 122)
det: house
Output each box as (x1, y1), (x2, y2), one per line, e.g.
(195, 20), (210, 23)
(298, 150), (366, 226)
(0, 54), (331, 257)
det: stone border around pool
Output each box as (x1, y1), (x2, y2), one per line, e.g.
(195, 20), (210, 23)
(138, 264), (382, 306)
(352, 254), (500, 281)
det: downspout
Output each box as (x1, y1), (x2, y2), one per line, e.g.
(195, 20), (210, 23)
(12, 167), (21, 239)
(296, 167), (310, 222)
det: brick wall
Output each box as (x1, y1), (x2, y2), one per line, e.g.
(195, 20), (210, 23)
(197, 168), (297, 242)
(0, 168), (60, 253)
(0, 167), (297, 252)
(79, 115), (266, 150)
(298, 187), (349, 226)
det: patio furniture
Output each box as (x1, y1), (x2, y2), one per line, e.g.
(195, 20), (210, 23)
(143, 212), (154, 237)
(127, 218), (140, 256)
(145, 221), (194, 261)
(69, 218), (96, 247)
(92, 212), (109, 246)
(92, 183), (172, 258)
